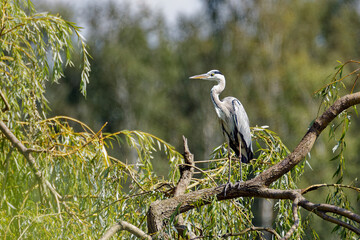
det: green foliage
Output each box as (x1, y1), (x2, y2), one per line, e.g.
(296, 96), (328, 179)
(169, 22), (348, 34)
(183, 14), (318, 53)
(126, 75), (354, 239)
(314, 60), (360, 239)
(0, 0), (90, 121)
(1, 0), (359, 239)
(315, 61), (360, 183)
(0, 1), (184, 238)
(1, 115), (184, 238)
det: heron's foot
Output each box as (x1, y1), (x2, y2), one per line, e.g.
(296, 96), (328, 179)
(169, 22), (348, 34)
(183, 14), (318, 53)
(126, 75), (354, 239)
(223, 181), (233, 196)
(234, 179), (245, 189)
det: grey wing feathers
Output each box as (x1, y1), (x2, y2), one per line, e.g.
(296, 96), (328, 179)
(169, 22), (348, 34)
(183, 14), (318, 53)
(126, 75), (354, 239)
(231, 99), (253, 155)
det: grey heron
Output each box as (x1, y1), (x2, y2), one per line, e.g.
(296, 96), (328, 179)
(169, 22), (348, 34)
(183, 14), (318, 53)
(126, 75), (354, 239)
(190, 70), (253, 187)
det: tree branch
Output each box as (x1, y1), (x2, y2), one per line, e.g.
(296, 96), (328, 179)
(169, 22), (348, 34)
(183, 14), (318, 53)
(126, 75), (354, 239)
(315, 211), (360, 234)
(190, 226), (281, 239)
(299, 198), (360, 234)
(301, 183), (360, 195)
(282, 198), (300, 240)
(174, 136), (197, 239)
(148, 136), (196, 238)
(99, 220), (151, 240)
(173, 136), (195, 197)
(0, 120), (62, 211)
(0, 89), (10, 112)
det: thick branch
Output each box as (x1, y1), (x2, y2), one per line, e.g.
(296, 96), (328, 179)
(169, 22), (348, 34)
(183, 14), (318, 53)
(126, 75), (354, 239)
(190, 226), (281, 239)
(99, 220), (151, 240)
(147, 183), (299, 233)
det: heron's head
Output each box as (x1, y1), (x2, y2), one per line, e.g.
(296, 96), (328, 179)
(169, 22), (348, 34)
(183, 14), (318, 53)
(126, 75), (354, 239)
(189, 70), (224, 83)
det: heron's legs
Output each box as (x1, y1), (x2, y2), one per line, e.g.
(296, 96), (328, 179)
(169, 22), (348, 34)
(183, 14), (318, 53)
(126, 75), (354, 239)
(239, 139), (242, 182)
(223, 141), (232, 196)
(227, 142), (231, 183)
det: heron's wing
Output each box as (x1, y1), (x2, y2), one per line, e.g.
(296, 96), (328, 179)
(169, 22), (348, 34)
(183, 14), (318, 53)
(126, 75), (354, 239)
(231, 99), (253, 153)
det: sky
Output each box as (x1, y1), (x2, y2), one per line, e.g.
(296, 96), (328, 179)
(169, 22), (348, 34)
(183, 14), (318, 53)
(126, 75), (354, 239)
(34, 0), (203, 27)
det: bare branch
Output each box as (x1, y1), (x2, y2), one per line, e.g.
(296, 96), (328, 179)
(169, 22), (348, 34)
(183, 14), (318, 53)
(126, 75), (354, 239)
(300, 200), (360, 224)
(301, 183), (360, 195)
(99, 220), (151, 240)
(190, 226), (281, 239)
(299, 198), (360, 234)
(315, 211), (360, 235)
(174, 136), (197, 239)
(173, 136), (195, 197)
(148, 136), (197, 238)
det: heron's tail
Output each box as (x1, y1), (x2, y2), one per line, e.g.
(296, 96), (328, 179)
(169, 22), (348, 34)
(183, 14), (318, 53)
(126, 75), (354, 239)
(241, 148), (253, 163)
(240, 155), (249, 163)
(247, 150), (254, 162)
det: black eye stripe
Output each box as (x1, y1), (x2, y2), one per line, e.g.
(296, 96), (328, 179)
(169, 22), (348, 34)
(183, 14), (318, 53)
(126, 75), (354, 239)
(213, 70), (222, 75)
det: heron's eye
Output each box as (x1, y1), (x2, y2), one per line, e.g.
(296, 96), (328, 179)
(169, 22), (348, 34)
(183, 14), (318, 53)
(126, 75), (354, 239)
(210, 73), (214, 76)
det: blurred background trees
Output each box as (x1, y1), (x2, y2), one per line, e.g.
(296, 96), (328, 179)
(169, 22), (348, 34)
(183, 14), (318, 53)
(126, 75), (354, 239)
(5, 0), (360, 238)
(42, 0), (360, 175)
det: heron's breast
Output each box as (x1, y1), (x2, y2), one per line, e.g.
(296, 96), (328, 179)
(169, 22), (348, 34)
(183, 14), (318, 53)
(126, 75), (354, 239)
(214, 106), (225, 119)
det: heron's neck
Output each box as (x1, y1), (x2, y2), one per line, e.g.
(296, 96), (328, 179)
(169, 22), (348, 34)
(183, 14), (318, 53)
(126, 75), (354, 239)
(210, 80), (225, 108)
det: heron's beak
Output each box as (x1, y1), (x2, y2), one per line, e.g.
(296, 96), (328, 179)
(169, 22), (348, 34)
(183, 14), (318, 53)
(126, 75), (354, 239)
(189, 73), (209, 80)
